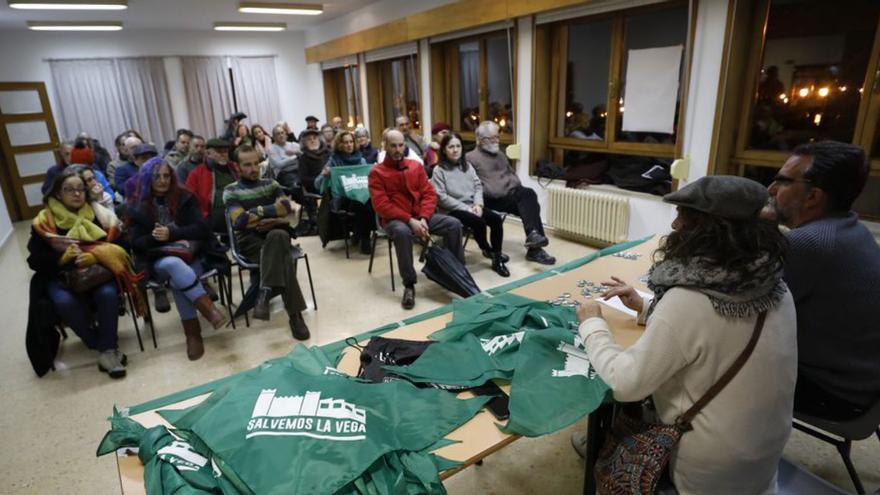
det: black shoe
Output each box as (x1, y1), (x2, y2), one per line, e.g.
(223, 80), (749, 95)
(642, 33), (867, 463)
(153, 288), (171, 313)
(253, 287), (272, 321)
(482, 249), (509, 263)
(117, 298), (127, 316)
(289, 312), (311, 340)
(401, 286), (415, 310)
(524, 230), (549, 248)
(203, 281), (219, 302)
(526, 247), (556, 265)
(492, 254), (510, 277)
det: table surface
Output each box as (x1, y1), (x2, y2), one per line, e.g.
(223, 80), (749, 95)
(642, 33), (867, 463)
(116, 238), (658, 494)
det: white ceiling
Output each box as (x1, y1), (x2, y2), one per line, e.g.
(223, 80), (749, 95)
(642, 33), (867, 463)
(0, 0), (379, 31)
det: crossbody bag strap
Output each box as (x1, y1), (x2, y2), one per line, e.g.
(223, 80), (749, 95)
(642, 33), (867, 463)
(676, 310), (768, 428)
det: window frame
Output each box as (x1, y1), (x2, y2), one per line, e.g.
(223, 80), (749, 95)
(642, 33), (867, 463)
(366, 53), (422, 143)
(322, 65), (363, 129)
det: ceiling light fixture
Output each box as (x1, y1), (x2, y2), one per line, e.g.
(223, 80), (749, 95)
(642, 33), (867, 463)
(213, 22), (286, 32)
(10, 0), (126, 9)
(238, 2), (322, 15)
(27, 20), (123, 30)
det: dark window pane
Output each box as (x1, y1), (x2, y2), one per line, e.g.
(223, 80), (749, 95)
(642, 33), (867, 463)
(382, 57), (420, 130)
(852, 176), (880, 218)
(343, 66), (361, 127)
(874, 124), (880, 159)
(459, 41), (481, 131)
(616, 6), (688, 145)
(747, 0), (880, 151)
(486, 35), (513, 134)
(564, 18), (612, 140)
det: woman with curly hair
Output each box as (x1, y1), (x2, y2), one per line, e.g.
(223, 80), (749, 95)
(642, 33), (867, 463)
(573, 176), (796, 495)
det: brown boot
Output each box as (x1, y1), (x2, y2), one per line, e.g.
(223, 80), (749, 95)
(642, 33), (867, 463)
(182, 319), (204, 361)
(194, 295), (229, 330)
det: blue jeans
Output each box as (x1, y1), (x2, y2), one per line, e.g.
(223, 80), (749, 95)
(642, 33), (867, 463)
(46, 279), (119, 351)
(153, 256), (206, 321)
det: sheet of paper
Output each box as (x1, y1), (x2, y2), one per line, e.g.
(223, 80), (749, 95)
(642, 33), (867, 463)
(598, 289), (653, 318)
(621, 45), (683, 134)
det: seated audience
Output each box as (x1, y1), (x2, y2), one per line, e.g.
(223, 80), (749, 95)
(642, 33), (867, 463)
(764, 141), (880, 418)
(116, 143), (157, 197)
(107, 132), (143, 189)
(431, 132), (509, 277)
(27, 168), (142, 379)
(574, 176), (796, 494)
(75, 132), (111, 174)
(423, 122), (451, 177)
(126, 158), (228, 360)
(41, 140), (73, 195)
(277, 120), (298, 143)
(221, 112), (246, 141)
(298, 128), (330, 195)
(233, 123), (252, 149)
(267, 124), (301, 192)
(300, 115), (319, 140)
(186, 138), (240, 233)
(317, 130), (374, 254)
(377, 127), (424, 166)
(354, 127), (378, 164)
(396, 116), (424, 160)
(73, 165), (114, 210)
(369, 130), (464, 310)
(176, 135), (206, 184)
(251, 125), (273, 160)
(331, 116), (344, 131)
(466, 121), (555, 265)
(163, 129), (193, 169)
(223, 145), (310, 340)
(321, 124), (336, 145)
(69, 143), (113, 195)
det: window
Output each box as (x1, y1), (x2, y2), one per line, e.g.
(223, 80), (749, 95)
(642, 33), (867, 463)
(715, 0), (880, 219)
(431, 30), (516, 142)
(323, 65), (362, 129)
(366, 55), (420, 138)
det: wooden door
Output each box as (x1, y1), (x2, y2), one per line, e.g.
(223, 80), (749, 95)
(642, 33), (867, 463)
(0, 82), (60, 221)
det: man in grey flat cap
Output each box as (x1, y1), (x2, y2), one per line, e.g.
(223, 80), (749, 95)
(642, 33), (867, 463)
(764, 141), (880, 419)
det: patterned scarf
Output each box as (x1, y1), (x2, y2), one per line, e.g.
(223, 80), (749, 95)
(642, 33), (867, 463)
(33, 198), (145, 315)
(646, 253), (787, 319)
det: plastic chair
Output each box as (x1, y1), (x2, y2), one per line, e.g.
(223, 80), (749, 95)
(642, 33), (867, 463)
(793, 398), (880, 494)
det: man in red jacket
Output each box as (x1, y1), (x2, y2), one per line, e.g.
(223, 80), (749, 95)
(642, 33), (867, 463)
(186, 138), (240, 233)
(369, 130), (463, 309)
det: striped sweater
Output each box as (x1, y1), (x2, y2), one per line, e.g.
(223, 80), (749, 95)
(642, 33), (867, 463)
(222, 178), (293, 230)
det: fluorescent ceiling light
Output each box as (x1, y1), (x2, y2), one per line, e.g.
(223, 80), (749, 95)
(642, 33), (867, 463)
(27, 20), (123, 30)
(10, 0), (127, 9)
(238, 2), (322, 15)
(214, 22), (286, 32)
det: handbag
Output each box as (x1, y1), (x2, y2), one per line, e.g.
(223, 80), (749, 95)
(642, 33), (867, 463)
(58, 264), (115, 293)
(594, 311), (768, 495)
(148, 240), (200, 263)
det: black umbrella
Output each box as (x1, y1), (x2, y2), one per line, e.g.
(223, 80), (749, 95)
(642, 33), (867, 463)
(420, 241), (481, 298)
(232, 282), (260, 320)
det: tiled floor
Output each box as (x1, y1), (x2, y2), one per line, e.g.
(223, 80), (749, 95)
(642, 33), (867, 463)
(0, 220), (876, 494)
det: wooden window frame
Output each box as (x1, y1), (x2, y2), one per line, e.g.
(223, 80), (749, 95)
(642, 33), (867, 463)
(545, 2), (692, 163)
(367, 54), (422, 144)
(323, 65), (363, 129)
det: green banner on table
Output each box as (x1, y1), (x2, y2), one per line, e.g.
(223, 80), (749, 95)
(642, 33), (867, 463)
(323, 164), (373, 204)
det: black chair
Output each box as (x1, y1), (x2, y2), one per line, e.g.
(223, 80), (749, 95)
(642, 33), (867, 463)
(368, 214), (396, 291)
(793, 398), (880, 494)
(225, 211), (317, 327)
(461, 210), (508, 251)
(144, 263), (236, 333)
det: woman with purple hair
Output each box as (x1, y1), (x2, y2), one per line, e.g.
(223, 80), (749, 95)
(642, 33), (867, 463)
(125, 157), (228, 360)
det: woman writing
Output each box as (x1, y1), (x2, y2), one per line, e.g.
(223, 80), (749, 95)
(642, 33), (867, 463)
(574, 176), (796, 494)
(126, 157), (228, 360)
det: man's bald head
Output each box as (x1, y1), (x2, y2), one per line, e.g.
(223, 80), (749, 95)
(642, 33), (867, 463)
(385, 129), (406, 162)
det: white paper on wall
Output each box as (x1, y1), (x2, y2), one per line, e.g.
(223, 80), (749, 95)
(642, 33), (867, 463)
(621, 45), (683, 134)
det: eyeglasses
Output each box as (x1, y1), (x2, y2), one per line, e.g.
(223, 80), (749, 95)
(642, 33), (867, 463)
(480, 136), (500, 143)
(771, 174), (812, 186)
(61, 187), (86, 195)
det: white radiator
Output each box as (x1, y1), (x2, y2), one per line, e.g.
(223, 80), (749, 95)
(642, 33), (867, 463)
(547, 186), (630, 245)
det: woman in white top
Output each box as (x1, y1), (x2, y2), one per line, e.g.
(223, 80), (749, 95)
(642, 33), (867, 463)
(575, 176), (796, 495)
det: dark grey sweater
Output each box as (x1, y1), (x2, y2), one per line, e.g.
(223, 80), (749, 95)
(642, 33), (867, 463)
(784, 212), (880, 406)
(465, 147), (521, 199)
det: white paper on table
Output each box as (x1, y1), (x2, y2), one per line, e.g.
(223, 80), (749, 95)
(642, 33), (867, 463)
(621, 45), (683, 134)
(598, 289), (653, 317)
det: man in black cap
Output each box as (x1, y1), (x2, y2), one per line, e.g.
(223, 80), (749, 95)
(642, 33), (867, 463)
(186, 138), (241, 232)
(115, 143), (157, 197)
(298, 128), (330, 194)
(221, 112), (247, 141)
(764, 141), (880, 418)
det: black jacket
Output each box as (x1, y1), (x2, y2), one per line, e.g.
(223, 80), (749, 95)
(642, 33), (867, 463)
(299, 145), (331, 194)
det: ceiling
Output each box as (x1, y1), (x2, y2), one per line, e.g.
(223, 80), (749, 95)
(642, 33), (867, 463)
(0, 0), (378, 31)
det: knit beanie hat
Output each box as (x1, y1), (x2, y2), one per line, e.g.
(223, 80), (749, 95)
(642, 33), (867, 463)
(70, 147), (95, 165)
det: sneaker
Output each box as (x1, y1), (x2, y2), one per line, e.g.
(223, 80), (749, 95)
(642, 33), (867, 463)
(153, 288), (171, 313)
(401, 286), (415, 310)
(114, 349), (128, 367)
(289, 312), (311, 341)
(253, 287), (272, 321)
(571, 430), (587, 459)
(524, 230), (549, 248)
(97, 349), (126, 378)
(482, 249), (509, 263)
(526, 247), (556, 265)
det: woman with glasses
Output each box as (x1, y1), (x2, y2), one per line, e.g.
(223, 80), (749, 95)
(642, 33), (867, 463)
(27, 167), (139, 378)
(126, 157), (228, 361)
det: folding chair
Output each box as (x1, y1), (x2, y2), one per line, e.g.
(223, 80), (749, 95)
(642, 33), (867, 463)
(368, 214), (396, 291)
(462, 210), (508, 251)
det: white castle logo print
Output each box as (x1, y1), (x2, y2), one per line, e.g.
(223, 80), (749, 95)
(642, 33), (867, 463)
(551, 342), (598, 379)
(340, 174), (368, 193)
(480, 331), (525, 355)
(246, 389), (367, 441)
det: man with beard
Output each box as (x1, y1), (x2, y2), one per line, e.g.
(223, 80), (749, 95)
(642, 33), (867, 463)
(395, 116), (424, 160)
(764, 141), (880, 419)
(298, 129), (331, 195)
(369, 130), (463, 310)
(176, 135), (206, 183)
(164, 129), (193, 169)
(466, 120), (555, 265)
(186, 138), (240, 233)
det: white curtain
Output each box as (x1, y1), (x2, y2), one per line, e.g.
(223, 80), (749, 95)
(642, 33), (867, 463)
(230, 56), (281, 131)
(49, 58), (173, 151)
(459, 44), (480, 112)
(180, 56), (235, 138)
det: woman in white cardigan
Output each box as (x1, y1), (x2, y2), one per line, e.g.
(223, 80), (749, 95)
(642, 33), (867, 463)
(575, 176), (797, 495)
